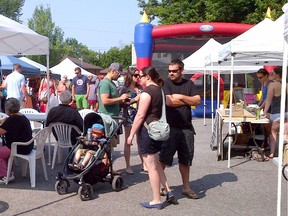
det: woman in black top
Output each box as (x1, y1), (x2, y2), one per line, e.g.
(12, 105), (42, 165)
(0, 98), (33, 183)
(120, 68), (146, 174)
(127, 67), (174, 210)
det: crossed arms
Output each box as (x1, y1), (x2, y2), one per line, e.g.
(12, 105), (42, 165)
(166, 93), (201, 107)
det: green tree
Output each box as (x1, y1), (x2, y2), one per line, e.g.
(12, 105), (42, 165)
(26, 4), (131, 70)
(97, 45), (132, 69)
(137, 0), (286, 24)
(61, 37), (102, 69)
(27, 4), (64, 66)
(0, 0), (24, 22)
(62, 38), (89, 59)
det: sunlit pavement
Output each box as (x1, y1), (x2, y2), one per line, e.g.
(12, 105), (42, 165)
(0, 118), (287, 216)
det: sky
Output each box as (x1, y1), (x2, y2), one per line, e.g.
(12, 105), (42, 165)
(21, 0), (146, 52)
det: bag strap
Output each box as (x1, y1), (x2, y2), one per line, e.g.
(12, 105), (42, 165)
(144, 89), (166, 128)
(159, 90), (167, 123)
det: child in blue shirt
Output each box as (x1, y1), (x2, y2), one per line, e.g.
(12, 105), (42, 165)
(69, 123), (106, 170)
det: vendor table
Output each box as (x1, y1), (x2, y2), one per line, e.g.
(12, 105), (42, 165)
(211, 109), (269, 161)
(23, 112), (47, 123)
(23, 112), (47, 130)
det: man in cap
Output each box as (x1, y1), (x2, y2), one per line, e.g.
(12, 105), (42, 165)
(98, 62), (129, 116)
(98, 62), (129, 160)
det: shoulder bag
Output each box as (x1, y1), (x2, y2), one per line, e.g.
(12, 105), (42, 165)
(144, 90), (170, 141)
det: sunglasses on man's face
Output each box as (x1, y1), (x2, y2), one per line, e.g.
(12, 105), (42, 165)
(168, 69), (180, 73)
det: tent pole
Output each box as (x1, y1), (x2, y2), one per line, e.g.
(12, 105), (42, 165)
(46, 54), (50, 114)
(276, 5), (288, 215)
(217, 65), (220, 109)
(276, 34), (288, 216)
(211, 65), (214, 131)
(45, 54), (52, 166)
(203, 69), (206, 126)
(228, 54), (235, 168)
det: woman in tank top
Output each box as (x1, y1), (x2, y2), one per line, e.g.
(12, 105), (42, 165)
(256, 68), (274, 148)
(127, 66), (174, 209)
(263, 67), (288, 158)
(256, 68), (274, 110)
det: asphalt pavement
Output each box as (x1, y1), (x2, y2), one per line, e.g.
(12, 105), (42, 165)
(0, 118), (287, 216)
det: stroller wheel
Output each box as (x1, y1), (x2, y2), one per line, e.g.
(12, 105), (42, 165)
(55, 180), (70, 195)
(78, 184), (93, 201)
(112, 175), (123, 192)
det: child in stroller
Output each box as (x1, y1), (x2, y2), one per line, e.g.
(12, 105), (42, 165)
(69, 123), (107, 170)
(55, 112), (124, 201)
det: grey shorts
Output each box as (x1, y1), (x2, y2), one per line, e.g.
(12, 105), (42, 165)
(159, 127), (194, 166)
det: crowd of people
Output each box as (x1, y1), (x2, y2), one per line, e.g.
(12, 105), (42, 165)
(0, 58), (287, 210)
(0, 60), (288, 209)
(15, 59), (288, 210)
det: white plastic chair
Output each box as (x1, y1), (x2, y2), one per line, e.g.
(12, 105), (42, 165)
(6, 127), (51, 187)
(0, 112), (8, 119)
(19, 108), (42, 133)
(49, 122), (82, 169)
(79, 109), (95, 120)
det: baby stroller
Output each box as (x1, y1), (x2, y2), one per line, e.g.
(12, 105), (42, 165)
(55, 112), (125, 201)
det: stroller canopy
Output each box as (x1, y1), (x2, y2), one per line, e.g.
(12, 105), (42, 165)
(83, 113), (118, 138)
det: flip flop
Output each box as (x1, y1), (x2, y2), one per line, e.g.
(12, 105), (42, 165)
(182, 191), (199, 199)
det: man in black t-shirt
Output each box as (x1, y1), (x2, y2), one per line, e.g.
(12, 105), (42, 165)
(160, 59), (201, 200)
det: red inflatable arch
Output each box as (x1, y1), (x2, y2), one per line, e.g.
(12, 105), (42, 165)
(134, 11), (254, 69)
(151, 22), (253, 53)
(152, 22), (252, 38)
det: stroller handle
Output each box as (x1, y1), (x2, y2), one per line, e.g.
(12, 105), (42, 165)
(111, 116), (126, 121)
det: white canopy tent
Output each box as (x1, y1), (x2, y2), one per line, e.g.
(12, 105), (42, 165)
(216, 15), (287, 179)
(183, 38), (222, 72)
(0, 15), (49, 56)
(0, 14), (49, 71)
(0, 14), (50, 108)
(183, 39), (261, 126)
(184, 38), (263, 74)
(19, 56), (47, 72)
(50, 58), (94, 79)
(218, 18), (284, 65)
(214, 14), (288, 215)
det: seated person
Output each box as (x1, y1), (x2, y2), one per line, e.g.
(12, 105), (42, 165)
(0, 98), (33, 184)
(46, 90), (83, 145)
(69, 123), (106, 170)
